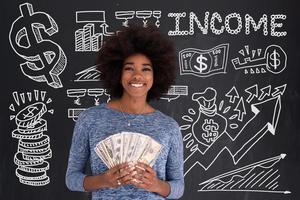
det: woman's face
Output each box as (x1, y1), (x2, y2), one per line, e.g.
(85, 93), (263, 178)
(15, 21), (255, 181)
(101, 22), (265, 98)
(121, 53), (153, 100)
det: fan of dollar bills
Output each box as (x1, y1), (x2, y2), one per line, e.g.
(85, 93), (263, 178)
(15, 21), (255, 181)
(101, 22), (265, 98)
(94, 132), (163, 168)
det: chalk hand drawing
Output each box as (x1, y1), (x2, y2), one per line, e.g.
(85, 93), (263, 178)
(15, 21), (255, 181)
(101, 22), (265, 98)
(68, 108), (86, 122)
(75, 11), (114, 52)
(115, 10), (161, 28)
(231, 44), (287, 74)
(167, 12), (287, 37)
(160, 85), (188, 102)
(9, 3), (67, 88)
(67, 89), (86, 105)
(136, 11), (153, 27)
(222, 86), (248, 136)
(115, 11), (135, 27)
(74, 65), (101, 82)
(179, 44), (229, 77)
(181, 84), (286, 173)
(69, 63), (110, 122)
(191, 88), (227, 147)
(152, 11), (162, 27)
(88, 88), (105, 105)
(225, 86), (240, 104)
(258, 85), (271, 101)
(245, 84), (286, 104)
(9, 90), (53, 186)
(245, 85), (259, 103)
(67, 88), (110, 121)
(198, 154), (291, 194)
(271, 85), (287, 97)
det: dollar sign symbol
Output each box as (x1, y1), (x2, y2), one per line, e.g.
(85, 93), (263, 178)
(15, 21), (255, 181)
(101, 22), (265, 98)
(265, 45), (286, 74)
(194, 54), (208, 73)
(269, 49), (280, 70)
(23, 106), (38, 119)
(202, 119), (219, 144)
(9, 3), (67, 88)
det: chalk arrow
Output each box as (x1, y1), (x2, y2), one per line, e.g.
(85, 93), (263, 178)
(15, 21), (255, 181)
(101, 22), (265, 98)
(245, 85), (258, 103)
(234, 97), (246, 121)
(184, 96), (281, 172)
(199, 153), (286, 187)
(226, 86), (239, 103)
(100, 23), (114, 36)
(258, 85), (271, 100)
(272, 84), (287, 97)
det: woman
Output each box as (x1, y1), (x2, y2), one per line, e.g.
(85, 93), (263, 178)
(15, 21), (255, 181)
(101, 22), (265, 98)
(66, 25), (184, 199)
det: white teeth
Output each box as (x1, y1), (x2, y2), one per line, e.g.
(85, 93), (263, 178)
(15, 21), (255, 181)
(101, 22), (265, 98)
(130, 83), (143, 87)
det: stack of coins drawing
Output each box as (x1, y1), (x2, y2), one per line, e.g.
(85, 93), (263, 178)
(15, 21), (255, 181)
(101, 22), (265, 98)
(12, 102), (52, 186)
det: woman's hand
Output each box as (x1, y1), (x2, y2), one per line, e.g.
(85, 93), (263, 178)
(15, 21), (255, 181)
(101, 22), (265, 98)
(102, 163), (135, 188)
(83, 162), (135, 191)
(129, 162), (170, 197)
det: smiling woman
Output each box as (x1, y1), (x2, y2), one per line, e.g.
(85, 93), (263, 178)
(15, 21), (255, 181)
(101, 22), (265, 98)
(97, 25), (177, 102)
(65, 25), (184, 200)
(121, 53), (154, 102)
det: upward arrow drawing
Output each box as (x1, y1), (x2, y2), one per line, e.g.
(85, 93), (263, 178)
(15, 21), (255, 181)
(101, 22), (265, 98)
(258, 85), (271, 100)
(245, 85), (258, 103)
(184, 96), (282, 175)
(199, 153), (286, 186)
(234, 97), (246, 121)
(226, 86), (239, 103)
(100, 23), (114, 36)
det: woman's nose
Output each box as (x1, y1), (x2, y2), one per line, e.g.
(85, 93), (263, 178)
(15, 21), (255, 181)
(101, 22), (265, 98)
(132, 69), (143, 79)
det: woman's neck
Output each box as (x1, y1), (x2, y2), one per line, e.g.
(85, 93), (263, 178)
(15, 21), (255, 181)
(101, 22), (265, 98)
(118, 95), (148, 114)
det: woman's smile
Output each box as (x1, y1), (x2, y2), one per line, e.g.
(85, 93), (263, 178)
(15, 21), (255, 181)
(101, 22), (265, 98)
(129, 83), (145, 88)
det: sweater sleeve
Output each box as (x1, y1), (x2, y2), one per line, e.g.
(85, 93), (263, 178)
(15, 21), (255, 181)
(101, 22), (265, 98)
(165, 123), (185, 199)
(65, 112), (90, 192)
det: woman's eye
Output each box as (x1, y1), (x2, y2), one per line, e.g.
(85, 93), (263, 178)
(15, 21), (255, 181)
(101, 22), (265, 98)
(123, 66), (134, 71)
(143, 67), (152, 72)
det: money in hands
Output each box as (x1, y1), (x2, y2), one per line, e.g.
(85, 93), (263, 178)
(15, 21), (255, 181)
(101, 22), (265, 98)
(94, 132), (162, 168)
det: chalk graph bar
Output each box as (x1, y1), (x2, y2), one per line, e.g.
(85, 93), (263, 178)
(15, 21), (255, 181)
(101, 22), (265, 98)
(92, 33), (102, 51)
(76, 11), (105, 23)
(83, 24), (93, 51)
(75, 29), (84, 51)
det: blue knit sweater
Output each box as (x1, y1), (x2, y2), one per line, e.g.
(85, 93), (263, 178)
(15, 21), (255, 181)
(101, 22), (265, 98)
(66, 103), (184, 199)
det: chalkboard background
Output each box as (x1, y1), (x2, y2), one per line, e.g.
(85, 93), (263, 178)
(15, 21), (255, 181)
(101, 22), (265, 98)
(1, 0), (299, 200)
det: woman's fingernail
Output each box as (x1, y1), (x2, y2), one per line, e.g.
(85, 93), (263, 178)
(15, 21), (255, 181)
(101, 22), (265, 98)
(131, 171), (137, 175)
(135, 165), (145, 171)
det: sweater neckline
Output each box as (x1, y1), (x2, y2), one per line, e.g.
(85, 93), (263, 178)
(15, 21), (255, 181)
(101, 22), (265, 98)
(102, 103), (159, 117)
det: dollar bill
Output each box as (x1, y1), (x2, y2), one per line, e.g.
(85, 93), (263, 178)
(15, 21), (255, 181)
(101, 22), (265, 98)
(94, 132), (162, 168)
(125, 132), (139, 162)
(111, 133), (123, 165)
(122, 132), (132, 163)
(138, 138), (162, 166)
(131, 134), (151, 162)
(94, 144), (111, 168)
(102, 136), (115, 166)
